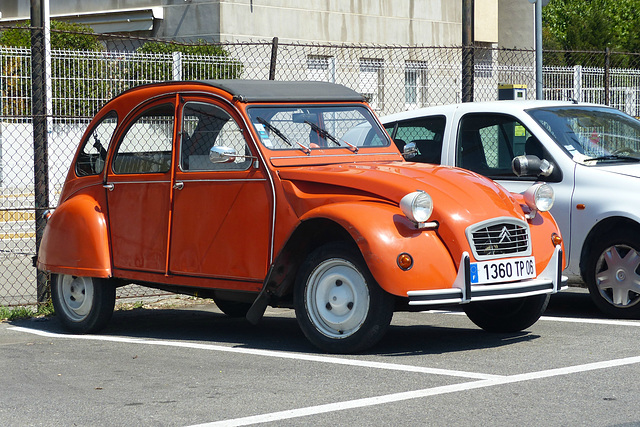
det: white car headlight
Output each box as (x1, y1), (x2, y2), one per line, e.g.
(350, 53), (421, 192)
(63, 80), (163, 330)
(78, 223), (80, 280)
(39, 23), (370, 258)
(400, 191), (433, 223)
(523, 183), (555, 212)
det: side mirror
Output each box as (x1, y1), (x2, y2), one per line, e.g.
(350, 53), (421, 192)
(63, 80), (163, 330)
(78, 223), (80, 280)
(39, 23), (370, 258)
(209, 146), (237, 163)
(512, 155), (554, 177)
(403, 142), (418, 160)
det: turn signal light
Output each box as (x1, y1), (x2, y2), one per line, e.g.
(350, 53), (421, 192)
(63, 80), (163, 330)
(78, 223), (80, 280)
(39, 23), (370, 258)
(551, 233), (562, 246)
(397, 253), (414, 271)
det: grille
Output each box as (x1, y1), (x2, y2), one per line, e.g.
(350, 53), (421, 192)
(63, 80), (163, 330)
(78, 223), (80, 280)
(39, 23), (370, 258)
(467, 218), (531, 260)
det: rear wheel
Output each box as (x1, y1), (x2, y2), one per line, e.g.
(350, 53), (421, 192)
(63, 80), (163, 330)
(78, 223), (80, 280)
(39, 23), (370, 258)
(464, 294), (549, 332)
(585, 231), (640, 318)
(294, 242), (394, 353)
(51, 274), (116, 333)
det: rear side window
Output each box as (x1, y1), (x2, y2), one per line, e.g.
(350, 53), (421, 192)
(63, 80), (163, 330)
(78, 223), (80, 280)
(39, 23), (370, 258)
(388, 115), (445, 164)
(113, 104), (174, 174)
(75, 111), (117, 176)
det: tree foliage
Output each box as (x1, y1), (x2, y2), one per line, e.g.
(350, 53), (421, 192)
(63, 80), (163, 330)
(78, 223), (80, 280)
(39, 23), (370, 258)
(543, 0), (640, 67)
(0, 20), (101, 50)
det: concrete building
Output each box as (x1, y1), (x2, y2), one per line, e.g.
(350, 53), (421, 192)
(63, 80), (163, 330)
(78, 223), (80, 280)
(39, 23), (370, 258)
(0, 0), (534, 48)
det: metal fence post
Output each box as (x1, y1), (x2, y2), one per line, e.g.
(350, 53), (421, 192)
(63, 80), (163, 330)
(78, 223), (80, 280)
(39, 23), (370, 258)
(172, 51), (183, 80)
(269, 37), (278, 80)
(604, 47), (610, 106)
(573, 65), (583, 103)
(461, 0), (474, 102)
(31, 0), (51, 303)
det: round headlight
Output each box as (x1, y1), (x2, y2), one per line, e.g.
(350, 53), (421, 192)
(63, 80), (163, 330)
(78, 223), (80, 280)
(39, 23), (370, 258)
(400, 191), (433, 223)
(523, 183), (555, 212)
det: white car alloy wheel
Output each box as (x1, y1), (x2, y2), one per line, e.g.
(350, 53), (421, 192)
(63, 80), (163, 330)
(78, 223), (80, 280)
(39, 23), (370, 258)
(57, 275), (95, 322)
(595, 244), (640, 309)
(305, 258), (371, 339)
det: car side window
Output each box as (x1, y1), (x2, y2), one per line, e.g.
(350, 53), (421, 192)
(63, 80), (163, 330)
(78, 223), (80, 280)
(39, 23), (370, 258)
(112, 103), (174, 174)
(457, 114), (536, 178)
(388, 116), (445, 164)
(75, 111), (117, 176)
(181, 102), (251, 171)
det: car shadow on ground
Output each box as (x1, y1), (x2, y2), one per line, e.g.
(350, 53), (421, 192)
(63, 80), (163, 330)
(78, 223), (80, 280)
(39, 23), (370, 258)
(11, 286), (607, 356)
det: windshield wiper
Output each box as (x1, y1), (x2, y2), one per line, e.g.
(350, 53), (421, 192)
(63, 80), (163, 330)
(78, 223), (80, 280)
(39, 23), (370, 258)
(256, 117), (292, 146)
(256, 117), (311, 154)
(583, 154), (640, 163)
(304, 120), (358, 153)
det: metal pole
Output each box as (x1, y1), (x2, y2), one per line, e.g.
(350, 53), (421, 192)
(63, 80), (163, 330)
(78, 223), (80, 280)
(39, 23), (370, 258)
(269, 37), (278, 80)
(31, 0), (51, 303)
(604, 47), (610, 106)
(462, 0), (474, 102)
(535, 0), (543, 99)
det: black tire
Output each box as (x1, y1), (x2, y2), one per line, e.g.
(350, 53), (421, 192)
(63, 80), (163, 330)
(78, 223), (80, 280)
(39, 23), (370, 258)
(213, 297), (252, 318)
(51, 274), (116, 333)
(464, 294), (550, 332)
(584, 230), (640, 318)
(294, 242), (394, 353)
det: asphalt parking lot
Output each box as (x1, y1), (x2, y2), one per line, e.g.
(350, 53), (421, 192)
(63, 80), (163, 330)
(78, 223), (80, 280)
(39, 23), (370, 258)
(1, 287), (639, 427)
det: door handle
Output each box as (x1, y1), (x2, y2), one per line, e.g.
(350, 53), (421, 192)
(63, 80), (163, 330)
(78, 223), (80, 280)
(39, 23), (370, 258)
(173, 181), (184, 190)
(103, 183), (114, 191)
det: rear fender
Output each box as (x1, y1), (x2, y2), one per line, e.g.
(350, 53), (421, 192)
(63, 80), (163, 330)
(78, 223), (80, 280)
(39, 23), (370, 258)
(299, 202), (457, 297)
(37, 194), (111, 277)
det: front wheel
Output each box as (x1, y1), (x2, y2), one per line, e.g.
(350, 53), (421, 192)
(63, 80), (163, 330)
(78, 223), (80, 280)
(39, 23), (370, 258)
(464, 294), (550, 332)
(294, 243), (394, 353)
(585, 231), (640, 318)
(51, 274), (116, 333)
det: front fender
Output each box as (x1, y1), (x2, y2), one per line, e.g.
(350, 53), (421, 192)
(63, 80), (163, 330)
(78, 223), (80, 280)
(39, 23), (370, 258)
(299, 202), (457, 297)
(37, 194), (111, 277)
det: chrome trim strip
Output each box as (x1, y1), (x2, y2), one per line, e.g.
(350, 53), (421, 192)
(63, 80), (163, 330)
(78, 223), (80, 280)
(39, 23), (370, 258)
(269, 152), (398, 161)
(178, 178), (267, 184)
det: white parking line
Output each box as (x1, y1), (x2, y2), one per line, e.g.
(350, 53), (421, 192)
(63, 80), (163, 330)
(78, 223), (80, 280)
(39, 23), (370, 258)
(9, 321), (640, 426)
(429, 310), (640, 327)
(7, 326), (502, 380)
(190, 355), (640, 427)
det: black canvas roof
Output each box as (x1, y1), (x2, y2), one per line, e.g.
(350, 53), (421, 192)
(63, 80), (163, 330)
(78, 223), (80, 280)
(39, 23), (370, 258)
(200, 79), (365, 103)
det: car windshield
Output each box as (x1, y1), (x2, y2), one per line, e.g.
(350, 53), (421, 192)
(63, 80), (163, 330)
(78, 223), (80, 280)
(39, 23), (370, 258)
(527, 105), (640, 165)
(247, 105), (390, 153)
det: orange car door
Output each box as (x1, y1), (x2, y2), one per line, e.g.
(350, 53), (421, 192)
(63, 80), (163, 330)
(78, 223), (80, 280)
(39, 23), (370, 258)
(106, 100), (175, 273)
(168, 100), (273, 287)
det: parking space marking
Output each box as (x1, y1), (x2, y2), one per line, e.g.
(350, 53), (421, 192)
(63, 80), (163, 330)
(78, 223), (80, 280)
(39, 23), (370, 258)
(190, 355), (640, 427)
(8, 326), (502, 380)
(9, 325), (640, 426)
(429, 310), (640, 327)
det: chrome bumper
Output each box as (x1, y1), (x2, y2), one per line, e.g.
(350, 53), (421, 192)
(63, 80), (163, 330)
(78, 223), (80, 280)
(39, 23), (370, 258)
(407, 245), (567, 306)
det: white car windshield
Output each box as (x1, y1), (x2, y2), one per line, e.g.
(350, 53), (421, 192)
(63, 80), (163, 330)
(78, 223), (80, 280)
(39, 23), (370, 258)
(527, 106), (640, 164)
(247, 105), (390, 152)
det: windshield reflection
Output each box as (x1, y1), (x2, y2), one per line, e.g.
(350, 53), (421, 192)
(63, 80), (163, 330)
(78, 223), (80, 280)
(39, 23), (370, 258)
(527, 106), (640, 164)
(247, 105), (390, 152)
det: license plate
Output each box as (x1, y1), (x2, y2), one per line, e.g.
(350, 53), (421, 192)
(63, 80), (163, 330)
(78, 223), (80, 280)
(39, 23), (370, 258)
(470, 256), (536, 284)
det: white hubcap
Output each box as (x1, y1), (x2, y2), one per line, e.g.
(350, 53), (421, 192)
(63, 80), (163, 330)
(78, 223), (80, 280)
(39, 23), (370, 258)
(305, 258), (370, 339)
(596, 245), (640, 308)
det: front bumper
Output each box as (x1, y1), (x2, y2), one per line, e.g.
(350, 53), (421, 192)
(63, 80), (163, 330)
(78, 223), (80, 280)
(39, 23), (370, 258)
(407, 245), (567, 306)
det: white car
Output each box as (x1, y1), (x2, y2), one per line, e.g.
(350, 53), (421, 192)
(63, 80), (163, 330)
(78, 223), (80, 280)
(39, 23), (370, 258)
(381, 101), (640, 318)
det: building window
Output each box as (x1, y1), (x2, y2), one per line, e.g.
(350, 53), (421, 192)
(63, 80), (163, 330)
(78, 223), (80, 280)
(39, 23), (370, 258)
(405, 61), (428, 108)
(474, 43), (494, 78)
(359, 58), (384, 111)
(307, 55), (334, 82)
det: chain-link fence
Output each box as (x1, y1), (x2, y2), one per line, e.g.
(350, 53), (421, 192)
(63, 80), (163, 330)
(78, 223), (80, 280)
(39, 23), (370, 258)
(2, 27), (640, 306)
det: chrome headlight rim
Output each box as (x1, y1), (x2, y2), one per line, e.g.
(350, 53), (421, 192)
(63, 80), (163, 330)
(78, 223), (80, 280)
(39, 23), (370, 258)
(400, 190), (434, 224)
(524, 183), (555, 212)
